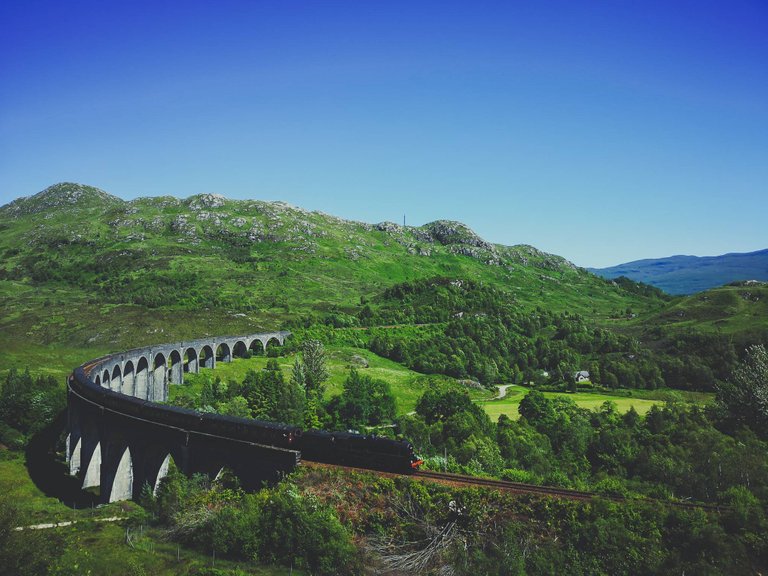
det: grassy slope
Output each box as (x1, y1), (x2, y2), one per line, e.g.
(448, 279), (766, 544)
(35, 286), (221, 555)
(477, 386), (663, 420)
(0, 183), (751, 415)
(0, 184), (666, 378)
(0, 452), (91, 523)
(1, 184), (747, 575)
(172, 346), (432, 413)
(645, 284), (768, 336)
(0, 452), (298, 575)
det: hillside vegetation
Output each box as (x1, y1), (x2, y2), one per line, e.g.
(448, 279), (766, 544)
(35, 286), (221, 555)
(1, 182), (665, 371)
(1, 183), (765, 393)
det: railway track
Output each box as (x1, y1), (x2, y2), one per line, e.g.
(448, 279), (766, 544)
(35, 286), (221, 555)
(413, 469), (603, 501)
(303, 461), (724, 512)
(418, 470), (726, 511)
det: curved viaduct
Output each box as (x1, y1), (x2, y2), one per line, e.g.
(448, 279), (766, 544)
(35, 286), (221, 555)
(67, 331), (295, 504)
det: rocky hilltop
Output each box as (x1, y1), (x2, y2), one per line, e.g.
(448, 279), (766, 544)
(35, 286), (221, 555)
(2, 182), (123, 216)
(2, 183), (578, 274)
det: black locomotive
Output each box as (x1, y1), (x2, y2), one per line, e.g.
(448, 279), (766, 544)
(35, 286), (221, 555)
(69, 366), (422, 474)
(300, 429), (422, 473)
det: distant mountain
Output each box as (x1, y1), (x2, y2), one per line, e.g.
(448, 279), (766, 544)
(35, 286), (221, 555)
(589, 249), (768, 295)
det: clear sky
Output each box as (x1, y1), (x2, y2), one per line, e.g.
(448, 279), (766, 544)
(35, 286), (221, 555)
(1, 1), (766, 267)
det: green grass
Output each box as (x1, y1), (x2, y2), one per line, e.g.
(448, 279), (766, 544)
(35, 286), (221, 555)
(477, 385), (667, 421)
(647, 285), (768, 335)
(0, 450), (126, 524)
(172, 352), (717, 423)
(1, 185), (758, 575)
(0, 451), (71, 522)
(172, 346), (430, 413)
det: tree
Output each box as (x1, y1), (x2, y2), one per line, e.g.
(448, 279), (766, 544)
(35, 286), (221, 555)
(518, 391), (555, 425)
(717, 344), (768, 435)
(220, 396), (251, 418)
(291, 357), (305, 390)
(326, 369), (397, 429)
(416, 388), (474, 425)
(293, 340), (329, 399)
(200, 375), (226, 409)
(274, 377), (306, 426)
(0, 369), (62, 439)
(238, 364), (305, 425)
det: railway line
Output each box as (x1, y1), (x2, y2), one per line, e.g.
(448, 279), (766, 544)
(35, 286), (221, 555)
(303, 461), (725, 512)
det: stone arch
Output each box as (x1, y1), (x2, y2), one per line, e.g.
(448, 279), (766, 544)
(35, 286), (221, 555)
(216, 343), (231, 363)
(152, 353), (167, 401)
(232, 340), (248, 358)
(111, 365), (122, 392)
(69, 437), (82, 476)
(200, 345), (215, 369)
(122, 360), (135, 396)
(109, 447), (134, 502)
(184, 347), (199, 373)
(169, 350), (183, 385)
(249, 339), (265, 355)
(102, 369), (111, 389)
(82, 441), (101, 489)
(135, 356), (149, 399)
(153, 453), (176, 495)
(264, 336), (282, 353)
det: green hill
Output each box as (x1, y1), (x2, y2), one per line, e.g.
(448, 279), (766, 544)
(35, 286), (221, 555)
(648, 282), (768, 333)
(0, 183), (665, 371)
(0, 183), (765, 393)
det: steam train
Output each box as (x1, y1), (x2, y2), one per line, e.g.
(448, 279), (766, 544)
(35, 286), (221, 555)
(69, 366), (423, 473)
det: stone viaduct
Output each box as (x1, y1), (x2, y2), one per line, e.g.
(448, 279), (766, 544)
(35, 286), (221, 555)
(67, 331), (296, 503)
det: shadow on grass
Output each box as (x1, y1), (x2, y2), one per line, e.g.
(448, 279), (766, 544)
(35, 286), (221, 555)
(25, 409), (98, 509)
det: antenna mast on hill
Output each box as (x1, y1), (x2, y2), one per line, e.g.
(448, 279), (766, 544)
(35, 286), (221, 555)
(403, 214), (406, 227)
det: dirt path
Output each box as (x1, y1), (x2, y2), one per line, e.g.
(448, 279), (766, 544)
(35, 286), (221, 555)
(494, 385), (512, 400)
(14, 516), (124, 531)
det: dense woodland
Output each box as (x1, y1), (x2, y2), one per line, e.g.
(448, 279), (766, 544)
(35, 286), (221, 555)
(2, 274), (768, 573)
(143, 339), (768, 574)
(137, 461), (766, 576)
(3, 345), (768, 574)
(168, 341), (768, 504)
(299, 277), (762, 393)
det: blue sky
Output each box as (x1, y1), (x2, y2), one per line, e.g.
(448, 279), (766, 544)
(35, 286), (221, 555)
(1, 1), (766, 267)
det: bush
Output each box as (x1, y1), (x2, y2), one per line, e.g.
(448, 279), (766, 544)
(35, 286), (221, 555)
(502, 468), (538, 483)
(155, 470), (360, 576)
(0, 422), (25, 450)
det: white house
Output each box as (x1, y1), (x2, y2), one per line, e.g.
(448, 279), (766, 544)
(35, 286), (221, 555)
(574, 370), (590, 383)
